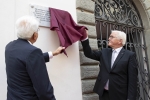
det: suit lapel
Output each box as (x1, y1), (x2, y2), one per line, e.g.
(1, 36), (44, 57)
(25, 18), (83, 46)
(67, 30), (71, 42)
(111, 48), (125, 70)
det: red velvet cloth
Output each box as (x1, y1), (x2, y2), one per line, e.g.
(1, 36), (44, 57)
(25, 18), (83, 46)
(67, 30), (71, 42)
(49, 8), (87, 56)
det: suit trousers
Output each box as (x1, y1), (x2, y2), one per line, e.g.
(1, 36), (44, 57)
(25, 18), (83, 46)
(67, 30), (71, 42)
(99, 90), (109, 100)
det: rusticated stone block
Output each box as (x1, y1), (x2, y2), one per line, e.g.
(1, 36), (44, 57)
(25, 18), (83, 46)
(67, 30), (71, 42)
(76, 0), (94, 13)
(83, 93), (99, 100)
(82, 79), (96, 94)
(78, 24), (97, 38)
(147, 9), (150, 19)
(81, 65), (99, 79)
(139, 0), (144, 2)
(145, 29), (150, 47)
(145, 29), (150, 67)
(143, 0), (150, 9)
(76, 10), (95, 25)
(79, 38), (98, 50)
(80, 52), (99, 65)
(88, 38), (98, 50)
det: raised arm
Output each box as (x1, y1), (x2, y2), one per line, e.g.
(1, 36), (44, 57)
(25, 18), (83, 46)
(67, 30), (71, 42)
(81, 30), (101, 61)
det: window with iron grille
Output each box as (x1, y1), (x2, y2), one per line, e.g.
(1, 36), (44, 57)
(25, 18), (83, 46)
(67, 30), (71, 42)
(94, 0), (150, 99)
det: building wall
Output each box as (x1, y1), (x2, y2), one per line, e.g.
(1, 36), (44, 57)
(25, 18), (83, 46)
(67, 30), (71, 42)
(0, 0), (82, 100)
(1, 0), (150, 100)
(139, 0), (150, 69)
(76, 0), (99, 99)
(76, 0), (150, 100)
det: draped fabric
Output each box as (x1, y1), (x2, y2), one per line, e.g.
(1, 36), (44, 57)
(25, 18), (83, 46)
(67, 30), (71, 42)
(49, 8), (87, 56)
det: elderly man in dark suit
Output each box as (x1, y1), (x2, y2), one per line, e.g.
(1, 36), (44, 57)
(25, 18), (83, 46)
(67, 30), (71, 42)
(5, 15), (65, 100)
(81, 30), (138, 100)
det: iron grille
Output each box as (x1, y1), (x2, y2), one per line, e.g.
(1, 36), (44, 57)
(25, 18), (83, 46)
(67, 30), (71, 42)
(94, 0), (150, 99)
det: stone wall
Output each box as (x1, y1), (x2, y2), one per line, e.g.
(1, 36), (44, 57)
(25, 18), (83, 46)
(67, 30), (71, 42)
(76, 0), (99, 99)
(140, 0), (150, 68)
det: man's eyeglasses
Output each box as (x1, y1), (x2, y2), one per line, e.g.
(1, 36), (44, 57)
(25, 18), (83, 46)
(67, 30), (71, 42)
(109, 36), (117, 39)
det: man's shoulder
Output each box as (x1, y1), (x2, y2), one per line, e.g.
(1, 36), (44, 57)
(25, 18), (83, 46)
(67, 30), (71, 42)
(102, 48), (111, 50)
(16, 39), (41, 54)
(124, 49), (135, 54)
(24, 44), (42, 56)
(5, 40), (16, 48)
(102, 48), (112, 51)
(100, 48), (112, 54)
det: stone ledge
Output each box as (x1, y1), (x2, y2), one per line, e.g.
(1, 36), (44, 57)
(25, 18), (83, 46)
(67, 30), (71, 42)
(82, 93), (99, 100)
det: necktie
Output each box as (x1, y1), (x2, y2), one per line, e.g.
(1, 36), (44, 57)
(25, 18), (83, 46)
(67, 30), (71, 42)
(104, 50), (117, 90)
(111, 50), (117, 68)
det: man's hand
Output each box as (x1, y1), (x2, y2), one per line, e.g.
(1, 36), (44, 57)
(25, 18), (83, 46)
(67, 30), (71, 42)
(81, 29), (88, 41)
(52, 46), (65, 56)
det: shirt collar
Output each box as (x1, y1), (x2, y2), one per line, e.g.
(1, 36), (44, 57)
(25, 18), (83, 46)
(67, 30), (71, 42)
(27, 40), (33, 45)
(113, 47), (123, 53)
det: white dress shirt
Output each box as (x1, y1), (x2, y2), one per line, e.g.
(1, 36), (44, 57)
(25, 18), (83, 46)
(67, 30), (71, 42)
(104, 47), (122, 90)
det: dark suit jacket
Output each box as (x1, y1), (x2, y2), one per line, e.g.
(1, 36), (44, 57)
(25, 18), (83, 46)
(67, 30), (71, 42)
(5, 39), (56, 100)
(81, 39), (138, 100)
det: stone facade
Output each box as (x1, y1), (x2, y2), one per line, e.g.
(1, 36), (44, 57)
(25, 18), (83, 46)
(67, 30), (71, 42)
(76, 0), (99, 99)
(76, 0), (150, 100)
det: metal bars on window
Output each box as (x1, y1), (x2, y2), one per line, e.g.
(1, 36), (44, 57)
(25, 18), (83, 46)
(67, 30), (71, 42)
(94, 0), (150, 100)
